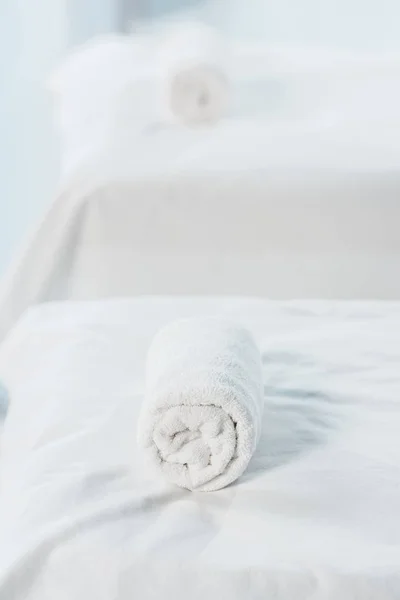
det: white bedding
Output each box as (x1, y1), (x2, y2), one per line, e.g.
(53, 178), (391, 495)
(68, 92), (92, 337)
(1, 43), (400, 339)
(0, 297), (400, 599)
(0, 150), (399, 342)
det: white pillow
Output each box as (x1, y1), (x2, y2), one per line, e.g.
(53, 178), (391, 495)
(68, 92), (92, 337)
(47, 34), (158, 172)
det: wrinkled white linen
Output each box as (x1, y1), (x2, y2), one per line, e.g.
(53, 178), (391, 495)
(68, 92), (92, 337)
(0, 297), (400, 599)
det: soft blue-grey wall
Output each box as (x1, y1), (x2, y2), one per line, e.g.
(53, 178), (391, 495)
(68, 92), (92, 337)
(223, 0), (400, 49)
(129, 0), (400, 49)
(0, 0), (119, 276)
(0, 0), (67, 275)
(140, 0), (202, 18)
(68, 0), (120, 45)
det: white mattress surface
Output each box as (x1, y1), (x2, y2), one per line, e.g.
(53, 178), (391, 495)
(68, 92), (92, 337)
(0, 297), (400, 599)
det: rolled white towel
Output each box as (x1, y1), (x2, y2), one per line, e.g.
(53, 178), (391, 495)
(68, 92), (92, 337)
(156, 22), (230, 126)
(137, 318), (264, 492)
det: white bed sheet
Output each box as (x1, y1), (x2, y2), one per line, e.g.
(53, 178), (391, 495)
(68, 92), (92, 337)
(0, 297), (400, 599)
(0, 139), (399, 342)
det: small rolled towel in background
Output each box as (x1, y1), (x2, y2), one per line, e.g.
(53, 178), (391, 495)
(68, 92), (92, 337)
(156, 22), (230, 126)
(137, 318), (264, 492)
